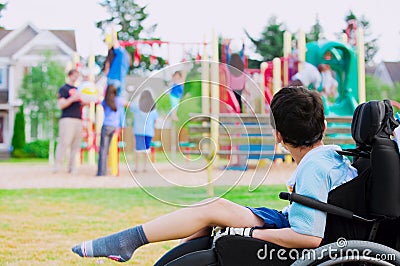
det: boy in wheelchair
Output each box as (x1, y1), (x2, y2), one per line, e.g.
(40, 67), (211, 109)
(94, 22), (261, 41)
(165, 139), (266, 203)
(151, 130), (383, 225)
(72, 86), (400, 264)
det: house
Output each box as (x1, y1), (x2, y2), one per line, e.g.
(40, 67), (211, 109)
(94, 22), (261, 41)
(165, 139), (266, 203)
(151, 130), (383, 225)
(374, 61), (400, 87)
(0, 23), (76, 158)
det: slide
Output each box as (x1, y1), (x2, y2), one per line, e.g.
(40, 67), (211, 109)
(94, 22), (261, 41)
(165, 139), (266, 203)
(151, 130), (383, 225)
(219, 64), (241, 113)
(306, 41), (359, 117)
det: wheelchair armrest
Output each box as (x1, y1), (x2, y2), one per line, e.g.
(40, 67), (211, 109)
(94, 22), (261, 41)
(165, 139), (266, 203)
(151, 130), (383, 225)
(279, 192), (375, 222)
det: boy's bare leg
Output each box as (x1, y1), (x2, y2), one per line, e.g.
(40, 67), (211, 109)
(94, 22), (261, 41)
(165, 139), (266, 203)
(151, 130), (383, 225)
(72, 198), (263, 262)
(143, 198), (263, 242)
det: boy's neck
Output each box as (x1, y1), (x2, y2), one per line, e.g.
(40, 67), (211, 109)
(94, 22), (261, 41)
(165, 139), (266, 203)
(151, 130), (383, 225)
(288, 141), (324, 164)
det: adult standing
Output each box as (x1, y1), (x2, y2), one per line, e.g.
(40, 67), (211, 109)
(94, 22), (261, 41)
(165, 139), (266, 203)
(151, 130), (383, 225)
(54, 69), (82, 174)
(223, 39), (246, 113)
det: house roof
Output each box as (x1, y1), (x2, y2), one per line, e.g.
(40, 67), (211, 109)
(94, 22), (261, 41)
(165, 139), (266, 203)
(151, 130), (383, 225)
(383, 62), (400, 84)
(0, 23), (77, 57)
(0, 29), (11, 41)
(0, 25), (37, 57)
(50, 30), (76, 51)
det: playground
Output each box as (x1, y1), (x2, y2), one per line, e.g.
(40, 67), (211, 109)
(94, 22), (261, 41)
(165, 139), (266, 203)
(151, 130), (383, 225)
(2, 12), (387, 265)
(0, 160), (293, 265)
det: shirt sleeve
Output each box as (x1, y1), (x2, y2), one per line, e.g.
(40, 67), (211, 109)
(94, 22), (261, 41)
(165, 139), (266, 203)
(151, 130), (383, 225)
(288, 161), (330, 238)
(153, 109), (158, 121)
(130, 104), (137, 113)
(58, 87), (69, 99)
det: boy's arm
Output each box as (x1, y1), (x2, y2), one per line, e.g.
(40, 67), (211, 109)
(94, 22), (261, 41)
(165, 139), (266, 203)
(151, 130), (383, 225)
(252, 228), (322, 248)
(111, 28), (120, 49)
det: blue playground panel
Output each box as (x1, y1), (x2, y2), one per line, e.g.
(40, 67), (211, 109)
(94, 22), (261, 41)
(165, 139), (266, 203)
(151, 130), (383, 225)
(227, 121), (285, 161)
(239, 143), (285, 161)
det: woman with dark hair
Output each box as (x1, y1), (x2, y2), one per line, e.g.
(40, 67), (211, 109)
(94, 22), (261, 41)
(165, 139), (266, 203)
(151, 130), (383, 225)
(130, 90), (158, 172)
(227, 53), (246, 113)
(97, 84), (125, 176)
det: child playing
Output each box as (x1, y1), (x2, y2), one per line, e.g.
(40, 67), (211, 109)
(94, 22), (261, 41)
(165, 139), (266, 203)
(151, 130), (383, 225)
(130, 90), (158, 172)
(169, 71), (185, 121)
(96, 85), (125, 176)
(72, 86), (357, 262)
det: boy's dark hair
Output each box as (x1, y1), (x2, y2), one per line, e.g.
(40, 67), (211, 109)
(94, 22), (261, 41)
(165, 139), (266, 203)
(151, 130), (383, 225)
(270, 86), (325, 147)
(105, 84), (117, 112)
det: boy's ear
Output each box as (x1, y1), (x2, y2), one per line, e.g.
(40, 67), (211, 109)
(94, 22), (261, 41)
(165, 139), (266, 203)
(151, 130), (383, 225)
(324, 120), (327, 134)
(274, 130), (283, 143)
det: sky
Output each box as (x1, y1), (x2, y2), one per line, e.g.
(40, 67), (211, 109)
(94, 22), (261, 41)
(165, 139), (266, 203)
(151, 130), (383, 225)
(1, 0), (400, 64)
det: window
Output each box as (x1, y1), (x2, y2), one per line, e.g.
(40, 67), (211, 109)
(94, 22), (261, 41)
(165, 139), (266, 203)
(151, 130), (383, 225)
(0, 67), (7, 90)
(0, 117), (3, 143)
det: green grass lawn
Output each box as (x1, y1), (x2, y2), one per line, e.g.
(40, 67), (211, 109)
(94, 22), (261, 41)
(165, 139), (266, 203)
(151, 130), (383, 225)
(0, 185), (287, 265)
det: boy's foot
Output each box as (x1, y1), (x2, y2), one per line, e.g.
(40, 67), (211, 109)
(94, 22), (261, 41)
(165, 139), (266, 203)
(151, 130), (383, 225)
(71, 225), (148, 262)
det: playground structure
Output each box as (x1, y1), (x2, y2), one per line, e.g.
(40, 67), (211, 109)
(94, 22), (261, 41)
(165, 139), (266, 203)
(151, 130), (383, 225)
(176, 26), (367, 194)
(72, 22), (366, 179)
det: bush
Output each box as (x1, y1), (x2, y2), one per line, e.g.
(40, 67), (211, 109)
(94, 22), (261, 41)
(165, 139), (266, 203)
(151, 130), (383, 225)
(11, 148), (30, 158)
(23, 139), (50, 158)
(11, 105), (26, 155)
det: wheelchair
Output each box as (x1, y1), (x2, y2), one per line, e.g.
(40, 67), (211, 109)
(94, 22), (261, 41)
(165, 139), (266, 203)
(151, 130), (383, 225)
(155, 100), (400, 266)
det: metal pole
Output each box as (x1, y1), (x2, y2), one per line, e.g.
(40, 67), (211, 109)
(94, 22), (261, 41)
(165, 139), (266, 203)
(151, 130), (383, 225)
(356, 28), (366, 103)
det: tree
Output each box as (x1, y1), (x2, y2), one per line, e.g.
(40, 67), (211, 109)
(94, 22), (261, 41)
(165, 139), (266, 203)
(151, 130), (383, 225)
(0, 2), (7, 29)
(19, 53), (65, 140)
(245, 16), (286, 61)
(307, 15), (323, 42)
(96, 0), (165, 72)
(342, 10), (379, 64)
(365, 74), (391, 101)
(11, 105), (26, 154)
(96, 0), (156, 41)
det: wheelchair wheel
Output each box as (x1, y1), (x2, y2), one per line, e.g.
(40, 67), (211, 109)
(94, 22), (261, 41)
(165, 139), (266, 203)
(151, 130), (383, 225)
(292, 240), (400, 266)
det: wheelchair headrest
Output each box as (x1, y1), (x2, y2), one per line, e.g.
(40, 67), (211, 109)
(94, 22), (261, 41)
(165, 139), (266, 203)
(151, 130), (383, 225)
(351, 99), (399, 148)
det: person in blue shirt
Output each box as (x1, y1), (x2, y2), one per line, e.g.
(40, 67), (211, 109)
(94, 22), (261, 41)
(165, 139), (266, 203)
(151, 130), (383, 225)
(169, 70), (184, 121)
(96, 84), (125, 176)
(130, 90), (158, 172)
(72, 86), (357, 263)
(103, 33), (131, 97)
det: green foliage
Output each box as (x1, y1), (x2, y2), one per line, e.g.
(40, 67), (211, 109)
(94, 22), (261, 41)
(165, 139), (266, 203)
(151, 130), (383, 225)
(11, 105), (26, 153)
(19, 53), (64, 139)
(12, 139), (50, 159)
(176, 64), (202, 128)
(23, 139), (50, 158)
(245, 16), (285, 61)
(0, 2), (7, 29)
(365, 74), (396, 101)
(154, 92), (171, 115)
(96, 0), (156, 41)
(306, 15), (323, 42)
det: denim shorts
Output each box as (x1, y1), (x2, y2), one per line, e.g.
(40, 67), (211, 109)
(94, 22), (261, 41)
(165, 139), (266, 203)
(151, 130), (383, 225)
(246, 207), (290, 229)
(135, 135), (152, 151)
